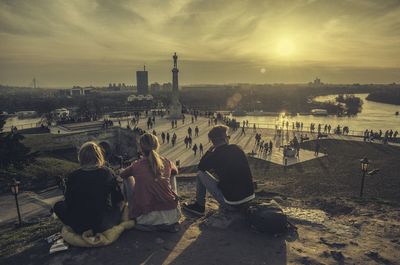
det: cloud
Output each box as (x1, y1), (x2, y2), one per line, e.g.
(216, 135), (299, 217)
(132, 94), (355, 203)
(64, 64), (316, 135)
(0, 0), (399, 85)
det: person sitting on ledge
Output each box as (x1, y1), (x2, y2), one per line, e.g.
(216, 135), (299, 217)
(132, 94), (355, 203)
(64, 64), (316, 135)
(53, 142), (123, 234)
(183, 125), (255, 216)
(120, 133), (180, 231)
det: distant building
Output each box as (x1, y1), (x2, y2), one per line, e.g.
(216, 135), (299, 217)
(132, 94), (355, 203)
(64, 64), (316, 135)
(136, 66), (149, 95)
(70, 86), (92, 96)
(162, 82), (172, 91)
(127, 94), (153, 102)
(53, 108), (70, 118)
(107, 83), (132, 91)
(311, 77), (323, 86)
(108, 83), (121, 91)
(83, 87), (92, 95)
(71, 86), (83, 96)
(150, 82), (161, 94)
(56, 89), (71, 97)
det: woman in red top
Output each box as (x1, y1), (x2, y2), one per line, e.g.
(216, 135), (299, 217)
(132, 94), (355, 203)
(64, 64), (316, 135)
(120, 133), (180, 230)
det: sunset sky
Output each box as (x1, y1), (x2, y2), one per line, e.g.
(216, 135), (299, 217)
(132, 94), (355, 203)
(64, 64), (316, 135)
(1, 0), (400, 87)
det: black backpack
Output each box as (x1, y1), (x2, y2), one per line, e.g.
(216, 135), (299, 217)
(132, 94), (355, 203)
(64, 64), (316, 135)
(247, 200), (296, 236)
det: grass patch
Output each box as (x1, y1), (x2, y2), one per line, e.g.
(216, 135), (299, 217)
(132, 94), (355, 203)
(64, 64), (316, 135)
(0, 218), (62, 259)
(22, 133), (76, 152)
(0, 157), (78, 192)
(250, 139), (400, 202)
(21, 156), (78, 179)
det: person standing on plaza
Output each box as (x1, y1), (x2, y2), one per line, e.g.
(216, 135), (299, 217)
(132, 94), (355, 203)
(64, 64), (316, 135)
(269, 140), (273, 154)
(184, 136), (189, 148)
(161, 132), (166, 144)
(192, 144), (198, 156)
(188, 136), (192, 148)
(315, 140), (320, 156)
(240, 125), (246, 136)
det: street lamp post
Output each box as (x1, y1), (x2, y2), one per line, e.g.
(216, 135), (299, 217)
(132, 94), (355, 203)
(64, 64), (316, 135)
(10, 178), (22, 227)
(359, 157), (380, 197)
(359, 157), (369, 197)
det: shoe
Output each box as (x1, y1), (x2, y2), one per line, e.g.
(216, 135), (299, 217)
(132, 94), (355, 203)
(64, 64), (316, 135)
(183, 202), (205, 216)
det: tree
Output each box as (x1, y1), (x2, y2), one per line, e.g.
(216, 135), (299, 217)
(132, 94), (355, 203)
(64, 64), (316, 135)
(0, 117), (5, 132)
(0, 117), (39, 170)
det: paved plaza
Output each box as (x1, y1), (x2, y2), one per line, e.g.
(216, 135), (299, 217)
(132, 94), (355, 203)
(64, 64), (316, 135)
(51, 114), (398, 169)
(121, 116), (326, 168)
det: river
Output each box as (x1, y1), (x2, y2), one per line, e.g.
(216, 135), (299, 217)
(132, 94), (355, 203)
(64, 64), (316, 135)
(3, 94), (400, 135)
(231, 94), (400, 135)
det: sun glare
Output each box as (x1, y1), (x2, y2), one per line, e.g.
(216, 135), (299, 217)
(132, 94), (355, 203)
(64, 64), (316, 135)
(276, 39), (296, 57)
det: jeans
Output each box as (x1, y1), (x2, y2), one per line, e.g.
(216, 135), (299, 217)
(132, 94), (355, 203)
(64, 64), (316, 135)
(196, 170), (233, 209)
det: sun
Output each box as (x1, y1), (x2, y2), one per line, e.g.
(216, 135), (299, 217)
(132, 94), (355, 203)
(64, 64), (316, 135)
(276, 38), (296, 57)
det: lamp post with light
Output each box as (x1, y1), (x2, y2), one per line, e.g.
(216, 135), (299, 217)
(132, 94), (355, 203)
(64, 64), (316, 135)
(10, 178), (22, 227)
(359, 157), (379, 197)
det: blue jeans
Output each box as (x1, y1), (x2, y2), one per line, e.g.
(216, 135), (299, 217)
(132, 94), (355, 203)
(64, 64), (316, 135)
(196, 171), (233, 209)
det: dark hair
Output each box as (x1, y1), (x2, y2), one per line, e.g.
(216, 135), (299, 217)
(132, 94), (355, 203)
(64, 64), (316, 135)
(208, 125), (229, 143)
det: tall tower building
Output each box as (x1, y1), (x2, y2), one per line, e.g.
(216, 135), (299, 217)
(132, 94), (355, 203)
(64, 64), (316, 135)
(136, 65), (148, 95)
(169, 52), (182, 119)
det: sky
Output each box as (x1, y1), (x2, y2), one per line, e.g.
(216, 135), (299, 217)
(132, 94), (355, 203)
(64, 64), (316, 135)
(0, 0), (400, 87)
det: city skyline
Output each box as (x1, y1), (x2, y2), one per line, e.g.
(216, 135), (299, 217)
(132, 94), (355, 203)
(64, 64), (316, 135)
(1, 0), (400, 86)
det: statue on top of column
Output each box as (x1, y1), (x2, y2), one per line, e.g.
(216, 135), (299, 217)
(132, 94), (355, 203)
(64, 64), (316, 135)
(173, 52), (178, 68)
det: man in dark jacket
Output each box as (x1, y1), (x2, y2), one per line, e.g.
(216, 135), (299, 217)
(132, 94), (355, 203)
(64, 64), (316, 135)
(183, 125), (255, 216)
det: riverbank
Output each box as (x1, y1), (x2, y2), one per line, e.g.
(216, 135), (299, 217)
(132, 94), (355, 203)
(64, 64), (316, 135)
(366, 88), (400, 106)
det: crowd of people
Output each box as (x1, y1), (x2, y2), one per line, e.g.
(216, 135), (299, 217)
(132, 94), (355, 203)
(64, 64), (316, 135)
(254, 133), (273, 156)
(53, 125), (255, 238)
(46, 108), (399, 248)
(363, 129), (398, 144)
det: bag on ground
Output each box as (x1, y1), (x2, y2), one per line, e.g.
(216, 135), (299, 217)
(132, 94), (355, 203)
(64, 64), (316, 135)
(247, 200), (291, 235)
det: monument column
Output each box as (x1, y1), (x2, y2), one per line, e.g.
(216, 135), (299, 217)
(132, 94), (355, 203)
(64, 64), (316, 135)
(169, 52), (182, 119)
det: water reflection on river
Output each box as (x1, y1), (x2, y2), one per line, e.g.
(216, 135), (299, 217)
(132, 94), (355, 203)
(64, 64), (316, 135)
(233, 94), (399, 135)
(3, 94), (400, 135)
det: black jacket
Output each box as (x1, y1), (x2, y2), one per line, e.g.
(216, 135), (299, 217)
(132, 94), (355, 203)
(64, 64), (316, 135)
(64, 166), (123, 233)
(198, 144), (254, 202)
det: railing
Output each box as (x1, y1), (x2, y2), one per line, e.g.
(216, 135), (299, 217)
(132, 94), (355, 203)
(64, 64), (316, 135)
(229, 122), (365, 137)
(3, 122), (43, 132)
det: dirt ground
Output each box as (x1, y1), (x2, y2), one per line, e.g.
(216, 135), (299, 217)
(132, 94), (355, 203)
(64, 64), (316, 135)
(2, 185), (400, 265)
(1, 139), (400, 265)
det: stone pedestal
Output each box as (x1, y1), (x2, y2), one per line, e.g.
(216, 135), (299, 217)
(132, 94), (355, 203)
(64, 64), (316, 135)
(168, 100), (182, 119)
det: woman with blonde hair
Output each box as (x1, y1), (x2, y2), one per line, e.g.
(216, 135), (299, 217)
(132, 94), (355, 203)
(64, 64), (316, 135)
(53, 141), (123, 234)
(120, 133), (180, 231)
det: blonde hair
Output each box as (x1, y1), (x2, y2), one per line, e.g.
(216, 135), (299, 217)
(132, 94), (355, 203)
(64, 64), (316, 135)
(140, 133), (165, 179)
(78, 141), (105, 167)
